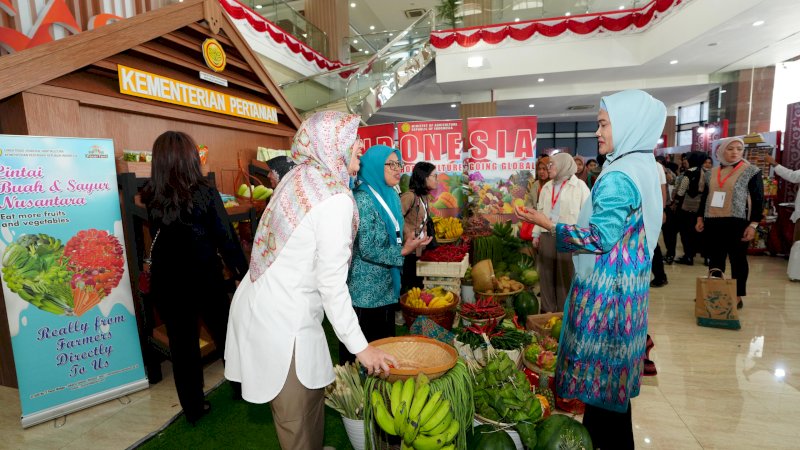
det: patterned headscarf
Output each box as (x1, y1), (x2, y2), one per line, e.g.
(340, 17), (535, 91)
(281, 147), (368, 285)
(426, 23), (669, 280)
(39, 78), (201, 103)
(249, 111), (361, 282)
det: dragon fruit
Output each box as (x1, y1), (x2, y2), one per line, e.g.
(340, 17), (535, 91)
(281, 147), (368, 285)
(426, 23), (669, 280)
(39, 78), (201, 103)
(540, 336), (559, 353)
(537, 350), (557, 372)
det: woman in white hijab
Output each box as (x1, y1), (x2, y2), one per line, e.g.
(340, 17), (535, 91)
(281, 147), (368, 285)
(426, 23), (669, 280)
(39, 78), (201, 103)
(516, 90), (665, 449)
(696, 137), (763, 309)
(532, 152), (590, 313)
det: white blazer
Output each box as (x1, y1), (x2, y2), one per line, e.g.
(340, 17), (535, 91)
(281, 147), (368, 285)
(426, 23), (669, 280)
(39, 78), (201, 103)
(533, 175), (591, 236)
(225, 194), (369, 403)
(775, 164), (800, 223)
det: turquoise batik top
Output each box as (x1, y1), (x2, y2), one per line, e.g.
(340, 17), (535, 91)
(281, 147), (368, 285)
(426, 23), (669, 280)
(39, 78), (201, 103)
(348, 189), (405, 308)
(554, 171), (650, 413)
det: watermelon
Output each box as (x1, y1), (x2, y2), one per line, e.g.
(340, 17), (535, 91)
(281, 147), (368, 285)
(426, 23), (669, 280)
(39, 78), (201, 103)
(534, 414), (593, 450)
(514, 291), (540, 319)
(467, 424), (517, 450)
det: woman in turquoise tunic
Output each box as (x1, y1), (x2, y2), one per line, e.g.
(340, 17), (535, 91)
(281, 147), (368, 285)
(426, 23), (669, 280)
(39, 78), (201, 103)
(516, 90), (665, 449)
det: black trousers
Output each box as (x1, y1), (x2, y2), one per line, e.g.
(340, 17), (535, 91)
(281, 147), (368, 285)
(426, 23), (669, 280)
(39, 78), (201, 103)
(651, 244), (666, 282)
(662, 208), (679, 258)
(401, 254), (423, 293)
(678, 209), (700, 258)
(705, 218), (750, 296)
(583, 402), (634, 450)
(154, 280), (230, 421)
(338, 304), (396, 364)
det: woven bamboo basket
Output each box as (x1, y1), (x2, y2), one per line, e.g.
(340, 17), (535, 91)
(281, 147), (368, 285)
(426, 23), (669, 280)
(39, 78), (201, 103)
(370, 336), (458, 382)
(399, 291), (460, 330)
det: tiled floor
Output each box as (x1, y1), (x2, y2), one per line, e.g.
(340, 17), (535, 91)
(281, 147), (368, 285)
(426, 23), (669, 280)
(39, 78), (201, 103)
(1, 255), (798, 449)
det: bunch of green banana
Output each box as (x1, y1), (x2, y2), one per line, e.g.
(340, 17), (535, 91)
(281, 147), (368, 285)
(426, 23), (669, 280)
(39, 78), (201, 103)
(371, 373), (460, 450)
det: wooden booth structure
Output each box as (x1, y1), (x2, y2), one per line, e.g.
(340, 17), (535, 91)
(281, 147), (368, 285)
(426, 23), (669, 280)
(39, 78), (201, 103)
(0, 0), (301, 387)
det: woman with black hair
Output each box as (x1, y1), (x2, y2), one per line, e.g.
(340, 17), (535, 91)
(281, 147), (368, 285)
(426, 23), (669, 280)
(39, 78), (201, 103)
(265, 155), (297, 188)
(400, 161), (438, 291)
(142, 131), (248, 424)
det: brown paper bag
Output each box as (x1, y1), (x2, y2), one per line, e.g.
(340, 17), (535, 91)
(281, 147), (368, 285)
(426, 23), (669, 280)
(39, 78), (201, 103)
(695, 269), (740, 329)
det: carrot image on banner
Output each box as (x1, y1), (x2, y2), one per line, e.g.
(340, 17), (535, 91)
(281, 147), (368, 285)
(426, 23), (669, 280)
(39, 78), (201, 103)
(397, 120), (466, 217)
(466, 116), (538, 225)
(0, 134), (148, 428)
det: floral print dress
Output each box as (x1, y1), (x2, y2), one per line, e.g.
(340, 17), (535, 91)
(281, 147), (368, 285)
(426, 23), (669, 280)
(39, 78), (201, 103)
(554, 171), (650, 413)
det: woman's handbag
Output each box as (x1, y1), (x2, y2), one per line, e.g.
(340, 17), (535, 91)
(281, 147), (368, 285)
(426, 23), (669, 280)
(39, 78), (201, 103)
(138, 229), (160, 295)
(695, 269), (740, 329)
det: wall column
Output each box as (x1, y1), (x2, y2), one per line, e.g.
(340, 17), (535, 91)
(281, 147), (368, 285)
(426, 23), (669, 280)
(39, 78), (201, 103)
(304, 0), (349, 62)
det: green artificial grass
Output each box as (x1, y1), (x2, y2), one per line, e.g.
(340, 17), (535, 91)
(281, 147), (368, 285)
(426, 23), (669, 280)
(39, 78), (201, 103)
(137, 381), (353, 450)
(136, 318), (407, 449)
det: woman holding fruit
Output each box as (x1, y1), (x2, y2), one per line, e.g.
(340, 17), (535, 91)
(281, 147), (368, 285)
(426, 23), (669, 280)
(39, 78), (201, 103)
(339, 144), (431, 364)
(516, 90), (666, 449)
(142, 131), (248, 425)
(532, 152), (590, 314)
(225, 112), (398, 450)
(400, 161), (438, 291)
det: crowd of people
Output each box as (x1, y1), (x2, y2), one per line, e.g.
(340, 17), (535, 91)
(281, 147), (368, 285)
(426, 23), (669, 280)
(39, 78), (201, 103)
(139, 87), (796, 449)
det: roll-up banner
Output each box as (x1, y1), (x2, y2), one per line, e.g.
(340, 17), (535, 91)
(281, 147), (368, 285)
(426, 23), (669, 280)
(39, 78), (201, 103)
(466, 116), (538, 224)
(0, 135), (147, 428)
(397, 120), (466, 217)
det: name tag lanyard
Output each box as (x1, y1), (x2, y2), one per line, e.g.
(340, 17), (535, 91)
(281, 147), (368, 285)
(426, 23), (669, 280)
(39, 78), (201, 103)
(367, 185), (402, 245)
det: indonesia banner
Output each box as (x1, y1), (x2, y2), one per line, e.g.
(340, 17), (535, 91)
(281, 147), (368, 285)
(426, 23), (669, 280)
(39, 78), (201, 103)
(397, 120), (466, 216)
(0, 135), (148, 427)
(358, 123), (395, 150)
(466, 116), (538, 223)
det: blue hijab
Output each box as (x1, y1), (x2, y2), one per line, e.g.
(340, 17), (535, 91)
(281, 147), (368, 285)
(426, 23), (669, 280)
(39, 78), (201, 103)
(357, 144), (404, 298)
(572, 90), (666, 279)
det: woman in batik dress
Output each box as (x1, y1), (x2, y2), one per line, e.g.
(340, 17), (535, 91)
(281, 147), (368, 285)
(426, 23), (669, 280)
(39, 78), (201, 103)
(516, 90), (666, 450)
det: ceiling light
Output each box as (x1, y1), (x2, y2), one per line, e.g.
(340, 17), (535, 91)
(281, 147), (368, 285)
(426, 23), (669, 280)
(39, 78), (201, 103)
(350, 2), (356, 7)
(467, 56), (484, 68)
(450, 103), (457, 108)
(515, 18), (520, 22)
(618, 5), (624, 9)
(389, 33), (394, 36)
(752, 20), (765, 27)
(657, 138), (664, 144)
(669, 60), (678, 64)
(528, 104), (535, 108)
(255, 4), (262, 9)
(370, 25), (375, 30)
(565, 11), (571, 16)
(720, 89), (727, 94)
(537, 77), (544, 82)
(697, 126), (706, 133)
(302, 33), (307, 37)
(775, 368), (786, 378)
(353, 39), (358, 44)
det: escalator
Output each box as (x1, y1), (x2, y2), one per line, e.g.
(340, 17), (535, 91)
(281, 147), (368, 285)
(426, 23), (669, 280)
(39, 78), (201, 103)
(278, 9), (435, 124)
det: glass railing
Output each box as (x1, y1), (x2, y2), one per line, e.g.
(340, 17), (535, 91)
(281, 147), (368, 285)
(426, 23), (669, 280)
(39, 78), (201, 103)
(279, 9), (436, 123)
(438, 0), (648, 29)
(241, 0), (329, 58)
(342, 26), (432, 65)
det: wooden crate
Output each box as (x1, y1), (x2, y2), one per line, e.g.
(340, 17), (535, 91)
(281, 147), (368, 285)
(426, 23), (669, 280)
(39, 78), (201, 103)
(525, 312), (563, 337)
(115, 159), (151, 178)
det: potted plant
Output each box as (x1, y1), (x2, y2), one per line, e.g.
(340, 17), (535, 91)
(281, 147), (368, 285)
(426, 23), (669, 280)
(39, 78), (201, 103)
(325, 362), (366, 450)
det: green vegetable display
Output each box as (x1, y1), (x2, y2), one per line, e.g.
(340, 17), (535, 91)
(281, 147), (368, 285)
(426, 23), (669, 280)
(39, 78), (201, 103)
(2, 233), (73, 315)
(473, 352), (542, 449)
